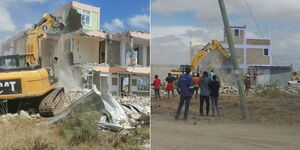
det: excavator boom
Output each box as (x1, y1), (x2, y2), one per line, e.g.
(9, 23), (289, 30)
(25, 14), (63, 65)
(170, 40), (230, 76)
(191, 40), (230, 72)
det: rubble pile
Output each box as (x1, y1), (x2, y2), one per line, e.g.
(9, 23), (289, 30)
(220, 85), (239, 94)
(0, 110), (41, 124)
(99, 91), (150, 131)
(49, 87), (150, 132)
(254, 84), (300, 95)
(64, 89), (90, 107)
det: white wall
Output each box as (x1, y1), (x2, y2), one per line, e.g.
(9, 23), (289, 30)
(142, 43), (148, 66)
(72, 37), (99, 64)
(133, 38), (149, 66)
(119, 38), (127, 66)
(119, 37), (149, 66)
(257, 68), (271, 84)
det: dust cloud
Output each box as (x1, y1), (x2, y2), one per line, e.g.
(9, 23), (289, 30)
(53, 35), (80, 92)
(198, 50), (234, 85)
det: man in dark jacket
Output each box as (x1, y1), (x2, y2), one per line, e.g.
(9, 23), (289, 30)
(209, 75), (220, 116)
(199, 71), (211, 116)
(175, 67), (194, 120)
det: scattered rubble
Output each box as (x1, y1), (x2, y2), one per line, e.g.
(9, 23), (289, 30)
(48, 86), (150, 132)
(254, 83), (300, 96)
(97, 88), (150, 131)
(64, 89), (91, 107)
(220, 85), (239, 94)
(0, 111), (42, 123)
(19, 110), (31, 120)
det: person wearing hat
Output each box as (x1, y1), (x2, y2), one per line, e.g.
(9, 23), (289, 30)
(244, 74), (251, 96)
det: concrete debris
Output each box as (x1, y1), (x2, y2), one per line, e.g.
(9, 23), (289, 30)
(0, 113), (18, 120)
(112, 93), (150, 126)
(0, 112), (42, 123)
(220, 85), (239, 94)
(30, 113), (41, 119)
(64, 89), (90, 107)
(0, 118), (9, 124)
(254, 84), (300, 95)
(129, 113), (142, 120)
(48, 86), (149, 132)
(129, 118), (140, 126)
(19, 110), (31, 120)
(141, 142), (151, 150)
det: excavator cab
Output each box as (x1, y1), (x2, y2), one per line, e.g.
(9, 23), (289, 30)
(0, 55), (41, 72)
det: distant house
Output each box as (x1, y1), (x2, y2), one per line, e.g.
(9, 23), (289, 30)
(222, 25), (272, 73)
(190, 25), (291, 84)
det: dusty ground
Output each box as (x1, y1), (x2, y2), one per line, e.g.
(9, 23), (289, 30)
(151, 93), (300, 150)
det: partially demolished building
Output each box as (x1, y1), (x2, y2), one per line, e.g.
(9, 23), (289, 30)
(0, 1), (150, 95)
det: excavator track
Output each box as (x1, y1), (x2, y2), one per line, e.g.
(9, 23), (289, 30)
(38, 87), (66, 117)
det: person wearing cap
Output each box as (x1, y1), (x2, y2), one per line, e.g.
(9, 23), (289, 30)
(175, 67), (194, 120)
(244, 74), (251, 96)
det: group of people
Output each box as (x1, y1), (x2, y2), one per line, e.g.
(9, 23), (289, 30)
(174, 68), (220, 120)
(153, 68), (252, 120)
(152, 68), (221, 120)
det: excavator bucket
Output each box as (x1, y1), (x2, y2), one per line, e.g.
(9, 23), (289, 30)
(64, 8), (82, 33)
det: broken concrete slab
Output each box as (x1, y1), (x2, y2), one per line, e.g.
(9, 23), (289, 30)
(19, 110), (31, 120)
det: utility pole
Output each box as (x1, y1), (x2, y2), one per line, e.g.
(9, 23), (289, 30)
(218, 0), (249, 119)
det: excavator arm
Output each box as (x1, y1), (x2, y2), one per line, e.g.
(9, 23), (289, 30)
(25, 13), (63, 65)
(191, 40), (230, 72)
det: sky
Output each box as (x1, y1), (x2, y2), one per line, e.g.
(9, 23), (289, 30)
(151, 0), (300, 71)
(0, 0), (150, 45)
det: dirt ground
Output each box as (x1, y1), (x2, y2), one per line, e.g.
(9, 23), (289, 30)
(0, 115), (149, 150)
(151, 93), (300, 150)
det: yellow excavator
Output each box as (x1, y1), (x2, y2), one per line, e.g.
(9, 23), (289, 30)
(0, 14), (69, 116)
(170, 40), (230, 76)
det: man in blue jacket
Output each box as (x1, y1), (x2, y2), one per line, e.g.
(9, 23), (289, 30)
(175, 67), (194, 120)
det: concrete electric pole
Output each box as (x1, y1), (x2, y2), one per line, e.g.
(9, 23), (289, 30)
(218, 0), (249, 119)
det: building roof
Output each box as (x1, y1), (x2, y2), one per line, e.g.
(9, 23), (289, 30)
(112, 31), (150, 40)
(230, 25), (246, 29)
(44, 29), (107, 40)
